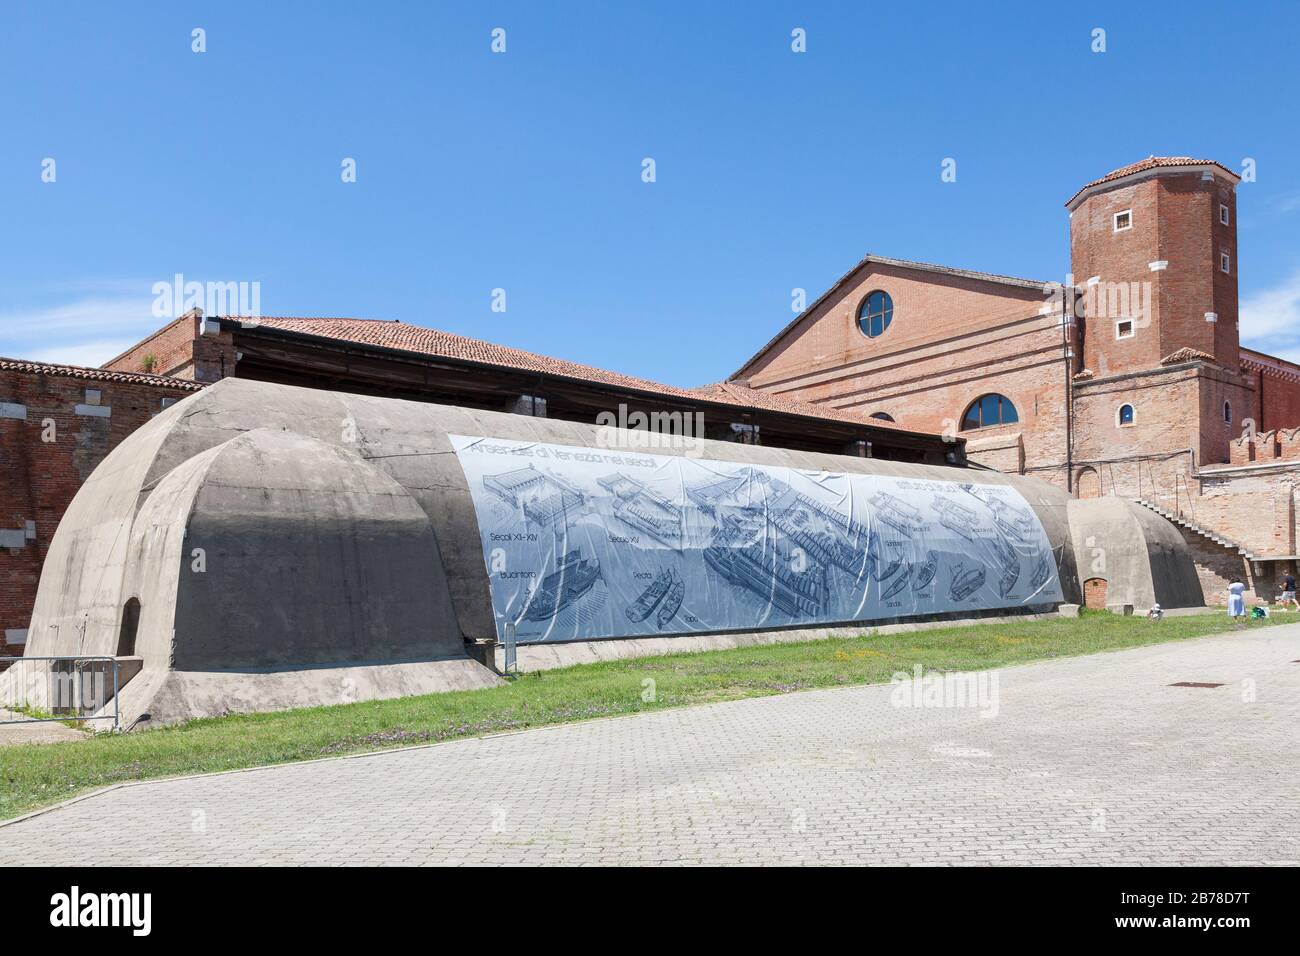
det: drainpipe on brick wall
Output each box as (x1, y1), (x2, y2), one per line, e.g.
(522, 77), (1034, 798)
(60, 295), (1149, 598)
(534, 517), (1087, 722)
(1062, 289), (1074, 493)
(1259, 369), (1265, 433)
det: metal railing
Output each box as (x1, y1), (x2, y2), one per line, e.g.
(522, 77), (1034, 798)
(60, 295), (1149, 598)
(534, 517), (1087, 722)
(0, 656), (120, 732)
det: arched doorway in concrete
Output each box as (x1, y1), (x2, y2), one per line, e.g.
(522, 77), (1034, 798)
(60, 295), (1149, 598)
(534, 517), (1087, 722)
(117, 598), (140, 657)
(1083, 577), (1109, 609)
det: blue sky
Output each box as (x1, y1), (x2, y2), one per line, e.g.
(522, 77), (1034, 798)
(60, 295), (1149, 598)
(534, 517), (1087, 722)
(2, 0), (1299, 384)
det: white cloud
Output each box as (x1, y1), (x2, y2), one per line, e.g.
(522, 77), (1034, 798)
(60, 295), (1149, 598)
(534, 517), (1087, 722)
(0, 286), (160, 368)
(1263, 344), (1300, 365)
(1240, 271), (1300, 359)
(20, 340), (142, 368)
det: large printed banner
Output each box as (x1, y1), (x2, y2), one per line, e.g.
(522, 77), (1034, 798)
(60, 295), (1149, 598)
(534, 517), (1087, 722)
(450, 436), (1063, 643)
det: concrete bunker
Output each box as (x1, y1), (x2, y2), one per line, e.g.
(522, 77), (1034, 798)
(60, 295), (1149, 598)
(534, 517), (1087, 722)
(1067, 497), (1205, 613)
(3, 379), (1205, 726)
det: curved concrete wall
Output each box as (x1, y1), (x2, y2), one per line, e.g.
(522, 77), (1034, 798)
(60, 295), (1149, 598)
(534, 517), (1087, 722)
(10, 377), (1209, 724)
(26, 377), (1090, 668)
(130, 428), (456, 670)
(1067, 497), (1206, 609)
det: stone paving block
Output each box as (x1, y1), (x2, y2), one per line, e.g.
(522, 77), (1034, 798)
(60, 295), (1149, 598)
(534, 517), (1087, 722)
(2, 627), (1298, 865)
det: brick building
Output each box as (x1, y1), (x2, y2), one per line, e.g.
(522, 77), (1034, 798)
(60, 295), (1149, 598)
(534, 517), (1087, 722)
(2, 313), (953, 661)
(4, 154), (1298, 649)
(0, 360), (202, 659)
(732, 157), (1300, 603)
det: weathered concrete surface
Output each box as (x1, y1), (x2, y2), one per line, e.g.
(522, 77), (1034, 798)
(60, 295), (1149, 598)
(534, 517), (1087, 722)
(1067, 497), (1206, 610)
(497, 609), (1064, 673)
(97, 658), (502, 729)
(153, 429), (461, 670)
(4, 626), (1296, 865)
(28, 378), (1086, 654)
(14, 378), (1203, 725)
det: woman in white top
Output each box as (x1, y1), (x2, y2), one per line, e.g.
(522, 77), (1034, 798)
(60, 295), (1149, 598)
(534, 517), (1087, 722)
(1228, 580), (1247, 624)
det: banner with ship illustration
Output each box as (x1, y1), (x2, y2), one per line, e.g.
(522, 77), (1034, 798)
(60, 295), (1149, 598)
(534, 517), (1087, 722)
(450, 436), (1064, 643)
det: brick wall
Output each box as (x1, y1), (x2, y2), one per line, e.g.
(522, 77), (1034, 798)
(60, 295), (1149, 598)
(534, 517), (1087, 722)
(1195, 467), (1298, 557)
(101, 312), (202, 378)
(1083, 577), (1109, 609)
(735, 261), (1066, 477)
(1069, 169), (1239, 377)
(0, 364), (201, 660)
(1070, 365), (1205, 507)
(1180, 532), (1252, 604)
(1241, 357), (1300, 434)
(1070, 176), (1167, 375)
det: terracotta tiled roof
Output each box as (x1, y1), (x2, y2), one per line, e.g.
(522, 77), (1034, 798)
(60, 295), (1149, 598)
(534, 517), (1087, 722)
(1065, 156), (1239, 207)
(692, 380), (907, 429)
(0, 356), (205, 390)
(1241, 346), (1300, 378)
(1160, 347), (1218, 366)
(235, 317), (915, 433)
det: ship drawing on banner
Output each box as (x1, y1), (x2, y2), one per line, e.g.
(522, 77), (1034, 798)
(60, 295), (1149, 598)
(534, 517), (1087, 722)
(989, 531), (1021, 598)
(686, 468), (769, 515)
(931, 494), (982, 541)
(911, 550), (939, 591)
(598, 473), (684, 548)
(657, 571), (685, 629)
(949, 562), (987, 602)
(485, 465), (584, 527)
(451, 435), (1065, 643)
(881, 565), (911, 600)
(1029, 549), (1052, 590)
(704, 513), (828, 617)
(960, 482), (1037, 541)
(521, 549), (602, 622)
(627, 569), (673, 623)
(689, 472), (871, 617)
(867, 532), (906, 581)
(868, 491), (925, 538)
(768, 486), (870, 573)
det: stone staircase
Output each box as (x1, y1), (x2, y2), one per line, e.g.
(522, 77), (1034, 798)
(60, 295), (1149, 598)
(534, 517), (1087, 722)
(1132, 499), (1259, 560)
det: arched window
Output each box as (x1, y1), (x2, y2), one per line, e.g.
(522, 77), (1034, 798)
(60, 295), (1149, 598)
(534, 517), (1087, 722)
(961, 394), (1019, 430)
(869, 411), (895, 422)
(1224, 401), (1232, 425)
(1118, 403), (1135, 426)
(857, 290), (894, 338)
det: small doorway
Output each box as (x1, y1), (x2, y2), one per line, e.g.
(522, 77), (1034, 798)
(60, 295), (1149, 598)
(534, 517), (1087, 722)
(117, 598), (140, 656)
(1077, 467), (1102, 499)
(1083, 578), (1109, 610)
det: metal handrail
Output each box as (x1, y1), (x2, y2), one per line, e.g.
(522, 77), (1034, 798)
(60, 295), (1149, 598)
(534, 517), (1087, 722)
(0, 656), (120, 732)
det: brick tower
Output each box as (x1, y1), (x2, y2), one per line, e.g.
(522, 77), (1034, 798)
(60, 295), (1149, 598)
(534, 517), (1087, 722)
(1066, 157), (1251, 473)
(1066, 156), (1241, 376)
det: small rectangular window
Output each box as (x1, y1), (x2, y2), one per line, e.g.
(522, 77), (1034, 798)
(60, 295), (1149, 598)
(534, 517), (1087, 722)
(1116, 319), (1135, 339)
(1220, 252), (1231, 274)
(1219, 203), (1230, 226)
(1113, 210), (1132, 232)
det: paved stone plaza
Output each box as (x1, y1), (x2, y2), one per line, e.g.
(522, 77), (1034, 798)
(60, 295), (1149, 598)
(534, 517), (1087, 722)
(3, 626), (1298, 866)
